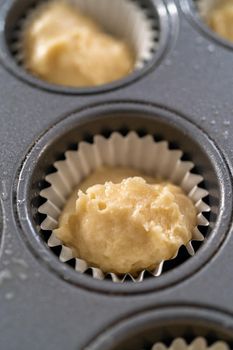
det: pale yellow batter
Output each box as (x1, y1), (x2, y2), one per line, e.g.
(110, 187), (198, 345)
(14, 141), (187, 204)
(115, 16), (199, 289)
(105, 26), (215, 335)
(207, 0), (233, 42)
(54, 167), (196, 275)
(59, 167), (158, 227)
(22, 1), (135, 87)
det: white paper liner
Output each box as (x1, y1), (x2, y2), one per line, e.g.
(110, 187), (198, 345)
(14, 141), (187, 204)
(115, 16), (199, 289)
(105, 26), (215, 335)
(38, 132), (210, 283)
(152, 337), (230, 350)
(13, 0), (158, 74)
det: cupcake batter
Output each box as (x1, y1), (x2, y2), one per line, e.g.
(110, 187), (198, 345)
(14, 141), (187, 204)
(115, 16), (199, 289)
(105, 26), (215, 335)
(22, 1), (135, 87)
(59, 167), (158, 227)
(54, 167), (197, 275)
(207, 0), (233, 42)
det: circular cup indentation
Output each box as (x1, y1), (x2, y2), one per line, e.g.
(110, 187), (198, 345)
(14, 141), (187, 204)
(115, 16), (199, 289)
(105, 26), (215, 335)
(0, 0), (172, 94)
(84, 306), (233, 349)
(15, 102), (232, 294)
(181, 0), (233, 50)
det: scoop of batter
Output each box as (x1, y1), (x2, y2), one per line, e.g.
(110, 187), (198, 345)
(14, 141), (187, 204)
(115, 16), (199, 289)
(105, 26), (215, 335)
(22, 1), (135, 87)
(58, 166), (158, 227)
(54, 172), (196, 275)
(207, 0), (233, 42)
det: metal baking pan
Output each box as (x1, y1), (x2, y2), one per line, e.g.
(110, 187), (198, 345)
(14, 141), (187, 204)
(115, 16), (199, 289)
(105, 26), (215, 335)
(0, 0), (233, 349)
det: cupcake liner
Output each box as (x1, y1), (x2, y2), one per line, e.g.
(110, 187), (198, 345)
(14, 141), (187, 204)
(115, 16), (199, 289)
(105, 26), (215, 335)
(38, 132), (210, 283)
(13, 0), (158, 74)
(152, 337), (230, 350)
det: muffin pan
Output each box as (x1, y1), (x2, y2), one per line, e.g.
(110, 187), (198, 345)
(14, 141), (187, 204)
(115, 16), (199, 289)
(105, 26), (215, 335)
(1, 0), (233, 349)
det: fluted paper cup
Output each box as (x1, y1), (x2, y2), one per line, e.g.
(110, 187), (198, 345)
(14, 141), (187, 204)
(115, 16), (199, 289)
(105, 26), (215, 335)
(152, 337), (230, 350)
(38, 132), (210, 283)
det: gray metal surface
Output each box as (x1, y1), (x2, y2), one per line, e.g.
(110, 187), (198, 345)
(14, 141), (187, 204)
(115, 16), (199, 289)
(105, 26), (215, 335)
(0, 0), (233, 349)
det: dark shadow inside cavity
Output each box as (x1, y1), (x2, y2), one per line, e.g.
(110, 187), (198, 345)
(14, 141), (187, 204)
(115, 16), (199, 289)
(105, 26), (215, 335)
(85, 268), (95, 277)
(29, 113), (219, 282)
(66, 258), (76, 269)
(51, 245), (62, 257)
(162, 246), (191, 273)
